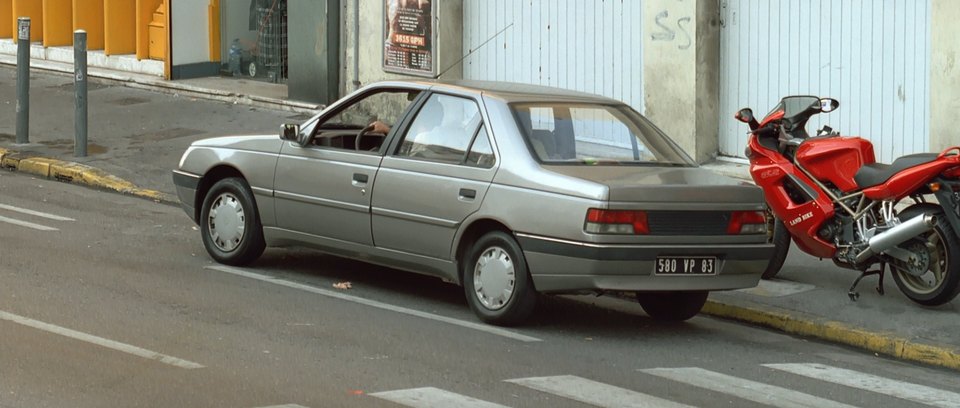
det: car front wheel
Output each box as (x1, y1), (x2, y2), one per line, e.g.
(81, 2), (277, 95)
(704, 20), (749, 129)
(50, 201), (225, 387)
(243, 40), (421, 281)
(463, 231), (537, 326)
(637, 291), (708, 322)
(200, 177), (266, 266)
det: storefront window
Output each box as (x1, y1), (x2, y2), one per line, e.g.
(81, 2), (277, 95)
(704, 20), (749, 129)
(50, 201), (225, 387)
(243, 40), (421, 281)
(220, 0), (288, 83)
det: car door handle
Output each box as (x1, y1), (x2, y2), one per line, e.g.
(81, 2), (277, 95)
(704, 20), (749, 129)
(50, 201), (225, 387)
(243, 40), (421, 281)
(353, 173), (369, 184)
(459, 188), (476, 199)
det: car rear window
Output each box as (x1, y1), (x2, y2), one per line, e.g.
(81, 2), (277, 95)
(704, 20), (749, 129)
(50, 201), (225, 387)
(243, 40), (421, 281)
(510, 103), (695, 166)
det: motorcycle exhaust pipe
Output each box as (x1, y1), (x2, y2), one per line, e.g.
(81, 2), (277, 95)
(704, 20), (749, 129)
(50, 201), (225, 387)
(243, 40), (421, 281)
(855, 214), (936, 264)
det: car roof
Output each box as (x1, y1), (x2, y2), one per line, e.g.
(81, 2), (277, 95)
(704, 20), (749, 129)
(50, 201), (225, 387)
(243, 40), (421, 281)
(373, 79), (623, 105)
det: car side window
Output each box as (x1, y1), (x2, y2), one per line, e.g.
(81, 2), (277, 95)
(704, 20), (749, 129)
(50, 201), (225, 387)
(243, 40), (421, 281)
(466, 125), (495, 168)
(397, 94), (482, 164)
(312, 90), (420, 151)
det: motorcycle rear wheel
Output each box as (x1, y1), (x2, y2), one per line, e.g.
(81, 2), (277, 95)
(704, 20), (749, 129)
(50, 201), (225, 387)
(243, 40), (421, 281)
(890, 204), (960, 306)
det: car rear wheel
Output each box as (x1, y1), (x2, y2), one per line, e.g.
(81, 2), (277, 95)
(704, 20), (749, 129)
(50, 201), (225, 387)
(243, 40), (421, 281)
(463, 231), (537, 326)
(200, 177), (265, 266)
(637, 291), (708, 322)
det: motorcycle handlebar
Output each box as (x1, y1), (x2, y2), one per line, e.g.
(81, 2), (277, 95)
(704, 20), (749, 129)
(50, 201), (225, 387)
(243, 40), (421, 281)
(752, 126), (777, 137)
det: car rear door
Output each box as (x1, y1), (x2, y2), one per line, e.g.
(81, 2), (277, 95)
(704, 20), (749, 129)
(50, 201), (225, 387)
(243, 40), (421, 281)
(371, 92), (498, 260)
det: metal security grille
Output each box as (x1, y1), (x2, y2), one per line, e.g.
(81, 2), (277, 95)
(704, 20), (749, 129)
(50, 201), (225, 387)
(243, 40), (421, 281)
(647, 211), (731, 236)
(718, 0), (931, 163)
(254, 0), (288, 83)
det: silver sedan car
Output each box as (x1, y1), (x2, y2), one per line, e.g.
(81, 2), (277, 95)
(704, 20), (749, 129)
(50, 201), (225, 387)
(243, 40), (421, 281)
(172, 80), (774, 325)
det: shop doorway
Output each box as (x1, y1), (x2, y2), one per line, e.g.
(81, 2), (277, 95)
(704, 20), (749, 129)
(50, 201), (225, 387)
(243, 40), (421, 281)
(220, 0), (288, 83)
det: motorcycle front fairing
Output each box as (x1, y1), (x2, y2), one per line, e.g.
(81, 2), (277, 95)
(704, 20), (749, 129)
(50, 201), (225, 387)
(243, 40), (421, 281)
(747, 134), (837, 258)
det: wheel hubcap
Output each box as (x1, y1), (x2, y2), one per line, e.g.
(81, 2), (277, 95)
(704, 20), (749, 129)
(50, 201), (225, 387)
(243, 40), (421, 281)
(208, 192), (245, 252)
(473, 246), (515, 310)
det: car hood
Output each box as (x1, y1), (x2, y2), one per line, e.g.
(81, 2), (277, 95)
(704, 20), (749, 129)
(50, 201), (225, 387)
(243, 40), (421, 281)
(541, 165), (763, 204)
(191, 135), (284, 153)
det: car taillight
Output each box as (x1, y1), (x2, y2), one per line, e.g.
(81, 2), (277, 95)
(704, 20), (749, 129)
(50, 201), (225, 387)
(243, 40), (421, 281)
(585, 209), (649, 234)
(727, 211), (767, 234)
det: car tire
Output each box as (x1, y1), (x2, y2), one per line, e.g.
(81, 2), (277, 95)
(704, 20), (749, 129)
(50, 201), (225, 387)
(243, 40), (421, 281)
(200, 177), (266, 266)
(637, 291), (708, 322)
(463, 231), (538, 326)
(762, 218), (791, 280)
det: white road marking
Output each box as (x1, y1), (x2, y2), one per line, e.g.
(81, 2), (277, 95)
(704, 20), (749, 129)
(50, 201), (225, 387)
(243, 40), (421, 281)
(0, 310), (204, 370)
(369, 387), (510, 408)
(254, 405), (310, 408)
(204, 265), (542, 343)
(641, 367), (857, 408)
(765, 363), (960, 408)
(505, 375), (694, 408)
(0, 203), (75, 221)
(736, 279), (816, 297)
(0, 215), (58, 231)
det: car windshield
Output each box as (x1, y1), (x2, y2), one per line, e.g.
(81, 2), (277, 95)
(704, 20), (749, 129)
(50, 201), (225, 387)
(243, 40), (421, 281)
(510, 103), (695, 166)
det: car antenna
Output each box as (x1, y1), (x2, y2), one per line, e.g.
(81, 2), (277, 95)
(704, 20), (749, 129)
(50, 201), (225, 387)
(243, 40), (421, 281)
(436, 23), (514, 79)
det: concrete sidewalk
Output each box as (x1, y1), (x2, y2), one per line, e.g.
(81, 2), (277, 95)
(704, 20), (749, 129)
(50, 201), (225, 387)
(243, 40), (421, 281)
(1, 64), (958, 372)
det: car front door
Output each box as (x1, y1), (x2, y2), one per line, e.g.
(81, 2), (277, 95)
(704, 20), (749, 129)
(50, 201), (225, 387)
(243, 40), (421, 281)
(371, 92), (498, 260)
(273, 88), (423, 247)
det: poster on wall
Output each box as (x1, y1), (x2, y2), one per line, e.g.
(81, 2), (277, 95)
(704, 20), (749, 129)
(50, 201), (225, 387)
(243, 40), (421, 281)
(383, 0), (437, 77)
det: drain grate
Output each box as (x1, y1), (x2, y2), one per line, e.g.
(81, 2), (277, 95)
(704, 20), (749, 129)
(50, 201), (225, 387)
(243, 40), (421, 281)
(133, 127), (207, 143)
(108, 97), (151, 106)
(286, 113), (314, 121)
(49, 82), (109, 92)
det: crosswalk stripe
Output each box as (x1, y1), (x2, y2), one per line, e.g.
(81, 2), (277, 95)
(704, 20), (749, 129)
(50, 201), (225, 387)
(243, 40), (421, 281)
(369, 387), (510, 408)
(765, 363), (960, 408)
(641, 367), (857, 408)
(506, 375), (694, 408)
(0, 215), (58, 231)
(0, 203), (75, 221)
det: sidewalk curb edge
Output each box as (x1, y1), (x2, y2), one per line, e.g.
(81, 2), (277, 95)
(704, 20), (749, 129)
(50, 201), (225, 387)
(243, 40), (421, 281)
(701, 299), (960, 371)
(0, 148), (176, 204)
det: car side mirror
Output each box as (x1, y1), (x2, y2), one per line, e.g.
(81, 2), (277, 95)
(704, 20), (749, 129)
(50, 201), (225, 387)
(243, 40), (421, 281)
(280, 124), (300, 142)
(819, 98), (839, 113)
(734, 108), (754, 124)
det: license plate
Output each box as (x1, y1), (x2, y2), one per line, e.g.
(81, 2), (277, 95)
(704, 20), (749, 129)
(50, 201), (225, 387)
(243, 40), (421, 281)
(655, 256), (719, 275)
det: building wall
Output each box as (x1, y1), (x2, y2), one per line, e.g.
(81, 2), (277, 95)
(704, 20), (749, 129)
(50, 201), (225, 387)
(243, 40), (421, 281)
(342, 0), (462, 94)
(930, 0), (960, 153)
(171, 1), (209, 65)
(288, 0), (339, 104)
(642, 0), (719, 163)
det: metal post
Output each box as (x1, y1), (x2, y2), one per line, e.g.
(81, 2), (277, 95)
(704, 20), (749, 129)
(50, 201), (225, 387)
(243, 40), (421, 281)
(74, 30), (88, 158)
(15, 17), (30, 145)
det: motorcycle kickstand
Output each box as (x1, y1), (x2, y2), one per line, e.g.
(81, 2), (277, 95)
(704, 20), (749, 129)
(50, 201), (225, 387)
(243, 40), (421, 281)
(848, 267), (883, 301)
(876, 262), (886, 296)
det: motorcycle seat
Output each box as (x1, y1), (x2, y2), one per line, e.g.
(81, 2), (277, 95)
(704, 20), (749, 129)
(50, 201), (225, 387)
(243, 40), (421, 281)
(854, 153), (939, 189)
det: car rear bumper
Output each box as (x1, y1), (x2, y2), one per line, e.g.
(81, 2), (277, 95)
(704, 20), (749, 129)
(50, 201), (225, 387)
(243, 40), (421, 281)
(172, 170), (200, 223)
(516, 233), (773, 293)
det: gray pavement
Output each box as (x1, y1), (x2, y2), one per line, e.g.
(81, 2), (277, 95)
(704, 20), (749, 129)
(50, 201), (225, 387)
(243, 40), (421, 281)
(1, 64), (958, 370)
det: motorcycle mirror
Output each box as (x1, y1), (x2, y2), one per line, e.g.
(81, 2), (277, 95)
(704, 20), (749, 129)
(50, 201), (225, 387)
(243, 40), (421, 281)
(819, 98), (840, 113)
(735, 108), (754, 124)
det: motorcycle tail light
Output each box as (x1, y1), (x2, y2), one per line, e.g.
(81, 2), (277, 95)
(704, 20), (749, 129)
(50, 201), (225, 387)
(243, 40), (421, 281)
(585, 209), (649, 235)
(727, 211), (767, 234)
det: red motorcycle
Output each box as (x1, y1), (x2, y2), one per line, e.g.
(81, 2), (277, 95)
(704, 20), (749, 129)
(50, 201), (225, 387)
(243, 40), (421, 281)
(736, 96), (960, 305)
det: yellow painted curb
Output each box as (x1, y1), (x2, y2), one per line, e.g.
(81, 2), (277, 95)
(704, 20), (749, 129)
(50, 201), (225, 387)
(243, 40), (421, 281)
(49, 161), (138, 192)
(0, 148), (173, 203)
(17, 157), (60, 178)
(702, 300), (960, 371)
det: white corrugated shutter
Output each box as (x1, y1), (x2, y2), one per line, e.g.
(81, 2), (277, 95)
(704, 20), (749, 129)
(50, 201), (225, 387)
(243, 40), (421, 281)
(718, 0), (931, 163)
(462, 0), (644, 114)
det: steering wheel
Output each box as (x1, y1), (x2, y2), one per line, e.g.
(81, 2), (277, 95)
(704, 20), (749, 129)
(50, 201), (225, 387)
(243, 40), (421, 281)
(356, 124), (374, 151)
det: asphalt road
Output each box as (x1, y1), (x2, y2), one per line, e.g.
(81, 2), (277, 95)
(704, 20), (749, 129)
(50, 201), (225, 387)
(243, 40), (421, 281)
(1, 171), (959, 408)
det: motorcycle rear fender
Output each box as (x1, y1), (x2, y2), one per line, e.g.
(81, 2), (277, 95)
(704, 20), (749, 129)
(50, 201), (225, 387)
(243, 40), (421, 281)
(863, 148), (960, 200)
(748, 137), (837, 258)
(932, 178), (960, 236)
